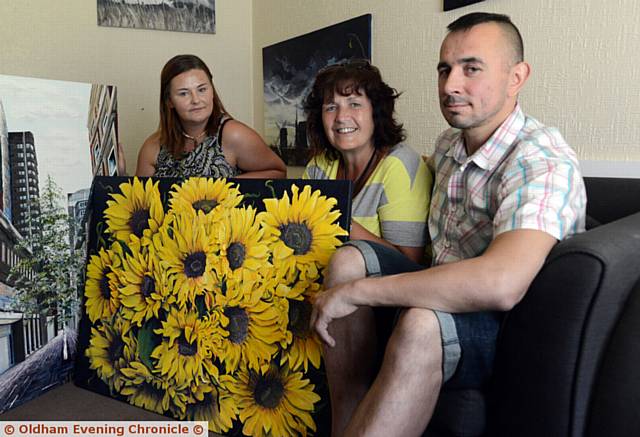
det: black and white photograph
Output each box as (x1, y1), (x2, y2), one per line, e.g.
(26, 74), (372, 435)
(97, 0), (216, 34)
(262, 14), (372, 166)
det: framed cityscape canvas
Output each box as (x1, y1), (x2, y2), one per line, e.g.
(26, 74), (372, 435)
(0, 75), (119, 413)
(97, 0), (216, 34)
(75, 176), (352, 435)
(444, 0), (485, 11)
(262, 14), (372, 166)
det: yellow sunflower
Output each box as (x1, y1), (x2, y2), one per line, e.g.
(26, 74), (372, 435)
(214, 206), (270, 284)
(223, 363), (321, 437)
(85, 315), (136, 392)
(169, 177), (242, 218)
(280, 296), (322, 372)
(152, 307), (219, 386)
(154, 212), (217, 307)
(183, 381), (238, 433)
(120, 361), (189, 415)
(259, 184), (348, 282)
(85, 246), (123, 323)
(211, 279), (286, 373)
(104, 177), (164, 245)
(118, 245), (175, 326)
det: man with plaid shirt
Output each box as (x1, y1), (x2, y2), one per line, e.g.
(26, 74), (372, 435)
(310, 12), (586, 437)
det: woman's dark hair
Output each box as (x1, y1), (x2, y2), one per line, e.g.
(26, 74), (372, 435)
(159, 54), (228, 158)
(303, 60), (405, 161)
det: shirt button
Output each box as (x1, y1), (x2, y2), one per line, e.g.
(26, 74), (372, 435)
(444, 241), (451, 249)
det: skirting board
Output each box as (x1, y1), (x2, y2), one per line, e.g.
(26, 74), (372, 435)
(580, 160), (640, 178)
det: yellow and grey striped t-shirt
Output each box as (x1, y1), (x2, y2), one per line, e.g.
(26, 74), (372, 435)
(303, 143), (432, 247)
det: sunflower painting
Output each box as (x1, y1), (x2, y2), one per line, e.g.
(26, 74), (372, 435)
(75, 176), (351, 435)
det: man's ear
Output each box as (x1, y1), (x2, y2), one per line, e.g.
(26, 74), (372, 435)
(508, 61), (531, 97)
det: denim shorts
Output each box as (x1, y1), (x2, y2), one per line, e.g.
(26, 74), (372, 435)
(345, 240), (503, 389)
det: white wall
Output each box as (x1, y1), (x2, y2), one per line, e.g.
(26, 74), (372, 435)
(253, 0), (640, 173)
(0, 0), (254, 174)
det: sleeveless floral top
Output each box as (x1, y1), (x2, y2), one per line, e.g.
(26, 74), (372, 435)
(154, 115), (239, 178)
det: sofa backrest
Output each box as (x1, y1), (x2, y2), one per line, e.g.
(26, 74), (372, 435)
(584, 177), (640, 224)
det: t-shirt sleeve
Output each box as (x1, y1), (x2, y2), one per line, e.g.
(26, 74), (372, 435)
(302, 156), (329, 180)
(494, 153), (586, 240)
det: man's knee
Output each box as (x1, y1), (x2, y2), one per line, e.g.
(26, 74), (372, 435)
(324, 245), (367, 288)
(387, 308), (443, 368)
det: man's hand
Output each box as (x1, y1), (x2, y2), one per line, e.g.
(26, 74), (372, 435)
(310, 285), (360, 347)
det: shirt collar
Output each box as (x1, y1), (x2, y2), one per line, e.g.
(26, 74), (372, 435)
(446, 104), (525, 171)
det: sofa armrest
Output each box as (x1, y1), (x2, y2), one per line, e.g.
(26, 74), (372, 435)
(587, 278), (640, 436)
(488, 212), (640, 437)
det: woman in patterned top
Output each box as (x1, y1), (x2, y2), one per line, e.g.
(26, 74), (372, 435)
(136, 54), (286, 178)
(302, 60), (432, 264)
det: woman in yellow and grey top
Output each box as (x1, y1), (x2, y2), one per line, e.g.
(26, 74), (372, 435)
(302, 60), (432, 264)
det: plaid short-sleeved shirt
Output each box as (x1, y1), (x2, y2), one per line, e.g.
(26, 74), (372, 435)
(428, 105), (587, 266)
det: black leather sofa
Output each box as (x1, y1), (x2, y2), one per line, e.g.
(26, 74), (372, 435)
(430, 177), (640, 437)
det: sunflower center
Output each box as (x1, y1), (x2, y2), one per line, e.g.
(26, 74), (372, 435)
(279, 222), (313, 255)
(129, 208), (150, 237)
(183, 252), (206, 277)
(141, 381), (165, 401)
(227, 242), (246, 270)
(192, 198), (218, 214)
(177, 333), (198, 356)
(140, 275), (156, 298)
(202, 391), (219, 409)
(99, 268), (112, 299)
(224, 306), (249, 344)
(108, 336), (125, 362)
(288, 299), (312, 338)
(253, 372), (285, 409)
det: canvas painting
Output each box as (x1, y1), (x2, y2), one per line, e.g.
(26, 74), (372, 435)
(444, 0), (485, 11)
(0, 75), (118, 413)
(263, 14), (372, 166)
(75, 176), (352, 435)
(97, 0), (216, 34)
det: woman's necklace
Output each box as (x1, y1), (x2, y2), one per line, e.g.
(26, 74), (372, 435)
(181, 129), (207, 145)
(339, 148), (379, 197)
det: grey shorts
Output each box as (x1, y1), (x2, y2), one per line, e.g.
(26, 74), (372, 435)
(346, 240), (503, 389)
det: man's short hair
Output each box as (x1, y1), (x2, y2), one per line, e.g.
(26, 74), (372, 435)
(447, 12), (524, 64)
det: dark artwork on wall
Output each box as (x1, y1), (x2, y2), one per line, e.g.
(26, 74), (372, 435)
(75, 176), (352, 435)
(444, 0), (485, 11)
(262, 14), (372, 166)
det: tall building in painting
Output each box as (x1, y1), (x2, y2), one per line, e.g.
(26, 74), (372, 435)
(0, 100), (12, 220)
(67, 188), (90, 251)
(8, 132), (41, 241)
(88, 84), (119, 176)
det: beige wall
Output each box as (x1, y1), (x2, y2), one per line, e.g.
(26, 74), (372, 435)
(0, 0), (254, 174)
(253, 0), (640, 173)
(2, 1), (639, 176)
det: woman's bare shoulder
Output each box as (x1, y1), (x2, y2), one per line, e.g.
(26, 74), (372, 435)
(136, 131), (161, 176)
